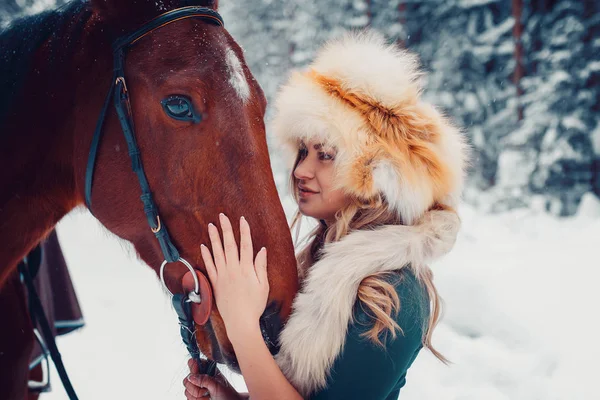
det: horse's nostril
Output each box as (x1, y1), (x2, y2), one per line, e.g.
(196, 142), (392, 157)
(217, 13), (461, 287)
(259, 302), (282, 355)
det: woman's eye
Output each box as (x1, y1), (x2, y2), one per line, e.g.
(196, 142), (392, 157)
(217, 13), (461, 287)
(319, 152), (334, 161)
(299, 147), (308, 159)
(161, 96), (200, 122)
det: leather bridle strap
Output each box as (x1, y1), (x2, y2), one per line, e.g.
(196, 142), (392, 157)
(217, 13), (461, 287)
(172, 294), (217, 376)
(19, 247), (79, 399)
(84, 6), (224, 263)
(83, 6), (224, 377)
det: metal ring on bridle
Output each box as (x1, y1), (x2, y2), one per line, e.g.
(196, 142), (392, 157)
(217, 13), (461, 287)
(159, 257), (199, 296)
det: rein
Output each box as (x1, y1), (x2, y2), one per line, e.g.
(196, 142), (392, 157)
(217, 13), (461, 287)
(19, 246), (78, 398)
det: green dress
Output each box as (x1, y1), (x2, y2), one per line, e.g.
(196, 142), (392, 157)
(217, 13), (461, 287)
(308, 269), (430, 400)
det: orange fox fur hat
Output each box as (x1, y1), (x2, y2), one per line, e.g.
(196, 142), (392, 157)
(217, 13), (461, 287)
(272, 31), (469, 224)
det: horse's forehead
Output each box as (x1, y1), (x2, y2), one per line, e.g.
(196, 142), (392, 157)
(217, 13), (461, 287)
(224, 47), (250, 104)
(165, 25), (251, 104)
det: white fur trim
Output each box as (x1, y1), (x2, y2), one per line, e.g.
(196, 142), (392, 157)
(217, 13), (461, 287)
(275, 209), (460, 396)
(372, 160), (433, 225)
(310, 31), (422, 111)
(272, 72), (367, 168)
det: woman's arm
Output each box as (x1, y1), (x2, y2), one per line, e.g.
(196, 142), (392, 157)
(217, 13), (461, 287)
(201, 214), (302, 400)
(228, 323), (302, 400)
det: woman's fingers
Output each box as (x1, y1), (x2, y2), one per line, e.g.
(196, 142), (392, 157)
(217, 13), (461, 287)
(239, 216), (253, 269)
(184, 388), (210, 400)
(219, 214), (239, 267)
(183, 376), (210, 399)
(184, 374), (222, 399)
(208, 222), (226, 270)
(254, 247), (268, 284)
(200, 244), (217, 284)
(187, 358), (199, 375)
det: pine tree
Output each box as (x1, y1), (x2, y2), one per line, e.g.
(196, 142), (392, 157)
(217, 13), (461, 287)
(501, 0), (597, 215)
(402, 0), (517, 202)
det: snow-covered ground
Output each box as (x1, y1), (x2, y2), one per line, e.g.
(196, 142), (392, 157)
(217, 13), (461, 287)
(43, 188), (600, 399)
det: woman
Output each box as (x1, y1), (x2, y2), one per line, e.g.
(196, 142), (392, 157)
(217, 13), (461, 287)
(183, 31), (468, 400)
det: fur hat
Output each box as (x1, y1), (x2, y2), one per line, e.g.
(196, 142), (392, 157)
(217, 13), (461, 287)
(272, 31), (469, 224)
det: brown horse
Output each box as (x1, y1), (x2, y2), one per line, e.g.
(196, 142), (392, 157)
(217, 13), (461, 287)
(0, 0), (298, 398)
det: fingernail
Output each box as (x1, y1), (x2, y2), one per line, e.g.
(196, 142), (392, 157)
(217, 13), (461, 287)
(261, 247), (266, 252)
(241, 216), (246, 221)
(200, 244), (206, 248)
(219, 213), (225, 217)
(208, 223), (214, 228)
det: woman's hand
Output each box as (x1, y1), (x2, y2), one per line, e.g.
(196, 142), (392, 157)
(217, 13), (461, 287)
(201, 213), (269, 337)
(183, 359), (245, 400)
(199, 215), (302, 400)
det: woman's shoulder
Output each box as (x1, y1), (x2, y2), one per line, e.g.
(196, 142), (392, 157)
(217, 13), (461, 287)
(353, 267), (430, 340)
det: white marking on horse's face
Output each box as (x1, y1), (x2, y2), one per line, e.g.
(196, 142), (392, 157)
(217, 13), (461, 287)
(225, 47), (250, 103)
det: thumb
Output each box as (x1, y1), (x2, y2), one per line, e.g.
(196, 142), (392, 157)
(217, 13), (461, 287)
(187, 358), (199, 374)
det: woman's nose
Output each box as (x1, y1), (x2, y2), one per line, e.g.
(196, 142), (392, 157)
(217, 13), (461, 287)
(294, 158), (314, 180)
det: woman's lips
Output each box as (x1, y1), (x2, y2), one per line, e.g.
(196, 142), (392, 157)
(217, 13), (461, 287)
(298, 185), (318, 198)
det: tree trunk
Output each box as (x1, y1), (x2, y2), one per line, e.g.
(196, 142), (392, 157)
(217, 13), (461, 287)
(397, 1), (406, 47)
(512, 0), (525, 121)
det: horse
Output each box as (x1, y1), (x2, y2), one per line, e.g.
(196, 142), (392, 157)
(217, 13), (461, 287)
(0, 0), (298, 398)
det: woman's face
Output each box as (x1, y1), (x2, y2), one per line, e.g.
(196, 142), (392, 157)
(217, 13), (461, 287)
(293, 139), (349, 222)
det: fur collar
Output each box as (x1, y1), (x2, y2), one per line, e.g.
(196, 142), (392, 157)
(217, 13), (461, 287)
(275, 209), (460, 396)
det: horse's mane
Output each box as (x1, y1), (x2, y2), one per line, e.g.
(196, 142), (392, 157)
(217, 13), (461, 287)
(0, 0), (90, 127)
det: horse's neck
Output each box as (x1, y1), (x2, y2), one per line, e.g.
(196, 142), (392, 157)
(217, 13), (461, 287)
(0, 16), (108, 285)
(0, 97), (80, 284)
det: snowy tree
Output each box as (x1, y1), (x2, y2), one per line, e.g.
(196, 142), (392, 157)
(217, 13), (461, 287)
(220, 0), (297, 103)
(497, 0), (600, 215)
(402, 0), (517, 199)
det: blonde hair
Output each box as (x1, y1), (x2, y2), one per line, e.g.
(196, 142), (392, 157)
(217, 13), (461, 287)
(289, 152), (448, 363)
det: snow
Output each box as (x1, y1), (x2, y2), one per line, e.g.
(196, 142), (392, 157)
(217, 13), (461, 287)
(458, 0), (499, 8)
(591, 122), (600, 156)
(42, 196), (600, 399)
(476, 17), (514, 44)
(404, 204), (600, 400)
(496, 149), (537, 187)
(562, 115), (587, 132)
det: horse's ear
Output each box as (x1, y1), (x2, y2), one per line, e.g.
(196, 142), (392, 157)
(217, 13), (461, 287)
(90, 0), (219, 23)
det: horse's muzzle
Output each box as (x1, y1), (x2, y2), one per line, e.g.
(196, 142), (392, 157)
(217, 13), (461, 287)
(259, 302), (283, 355)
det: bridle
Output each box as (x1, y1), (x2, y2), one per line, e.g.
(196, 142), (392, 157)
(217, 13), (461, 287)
(83, 4), (225, 389)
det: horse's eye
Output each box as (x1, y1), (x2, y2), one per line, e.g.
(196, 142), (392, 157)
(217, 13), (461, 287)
(161, 96), (200, 122)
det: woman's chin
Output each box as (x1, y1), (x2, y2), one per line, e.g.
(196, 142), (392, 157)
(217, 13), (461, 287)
(298, 203), (317, 218)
